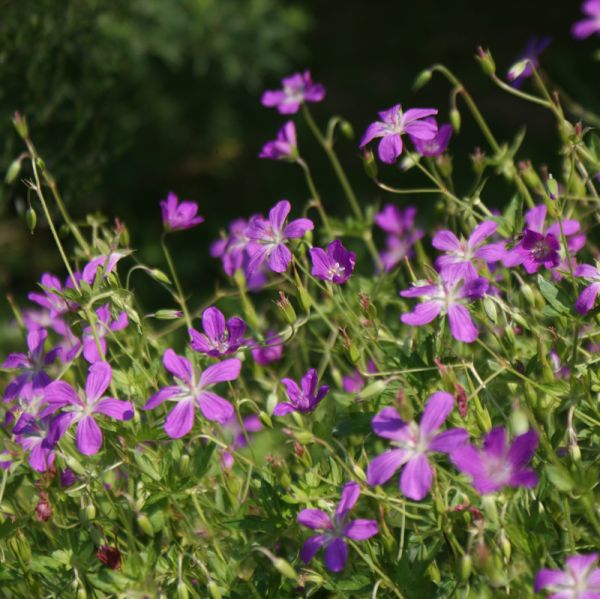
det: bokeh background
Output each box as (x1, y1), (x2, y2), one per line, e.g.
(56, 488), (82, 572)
(0, 0), (596, 330)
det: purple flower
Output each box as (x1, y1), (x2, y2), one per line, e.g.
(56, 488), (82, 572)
(14, 415), (56, 472)
(259, 121), (298, 161)
(433, 221), (506, 280)
(572, 0), (600, 38)
(574, 263), (600, 314)
(160, 192), (204, 231)
(261, 70), (325, 114)
(400, 270), (488, 344)
(251, 330), (284, 365)
(535, 553), (600, 598)
(549, 350), (571, 379)
(309, 240), (356, 284)
(450, 427), (538, 494)
(43, 362), (134, 456)
(60, 467), (77, 487)
(367, 392), (467, 500)
(82, 304), (128, 363)
(189, 307), (246, 358)
(507, 36), (552, 87)
(221, 414), (263, 469)
(374, 205), (424, 271)
(82, 252), (125, 286)
(143, 349), (241, 438)
(3, 329), (59, 401)
(503, 205), (585, 274)
(28, 273), (77, 318)
(246, 200), (314, 274)
(359, 105), (438, 164)
(411, 119), (453, 157)
(273, 368), (329, 416)
(298, 481), (378, 572)
(342, 361), (377, 394)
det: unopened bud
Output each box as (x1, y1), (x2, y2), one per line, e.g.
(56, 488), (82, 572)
(483, 297), (497, 324)
(340, 120), (354, 139)
(177, 582), (189, 599)
(207, 581), (222, 599)
(362, 148), (378, 180)
(5, 158), (22, 184)
(26, 207), (37, 234)
(12, 111), (28, 139)
(460, 554), (472, 580)
(357, 380), (386, 400)
(275, 292), (296, 324)
(507, 59), (528, 82)
(153, 309), (183, 320)
(274, 558), (298, 580)
(413, 69), (432, 90)
(546, 174), (559, 200)
(137, 514), (154, 536)
(149, 268), (171, 285)
(450, 108), (461, 132)
(35, 492), (52, 522)
(476, 46), (496, 75)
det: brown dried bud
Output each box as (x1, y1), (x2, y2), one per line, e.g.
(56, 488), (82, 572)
(35, 492), (52, 522)
(96, 545), (122, 570)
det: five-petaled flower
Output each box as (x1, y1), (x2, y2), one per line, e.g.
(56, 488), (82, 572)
(574, 263), (600, 314)
(251, 330), (284, 365)
(259, 121), (298, 161)
(261, 70), (325, 114)
(360, 105), (438, 164)
(143, 349), (241, 438)
(367, 392), (468, 500)
(411, 119), (453, 157)
(82, 304), (128, 363)
(572, 0), (600, 39)
(246, 200), (314, 274)
(433, 220), (505, 280)
(450, 427), (538, 494)
(298, 481), (378, 572)
(400, 270), (488, 343)
(273, 368), (329, 416)
(309, 240), (356, 284)
(189, 307), (246, 358)
(160, 192), (204, 232)
(535, 553), (600, 599)
(43, 362), (134, 456)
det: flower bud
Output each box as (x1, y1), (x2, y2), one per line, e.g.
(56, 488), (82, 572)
(12, 111), (28, 139)
(520, 283), (536, 307)
(459, 554), (472, 581)
(149, 268), (171, 284)
(85, 503), (97, 521)
(482, 297), (497, 324)
(77, 587), (88, 599)
(137, 514), (154, 536)
(413, 69), (432, 90)
(340, 120), (354, 139)
(476, 46), (496, 75)
(274, 558), (298, 580)
(35, 492), (52, 522)
(275, 292), (296, 325)
(153, 309), (183, 320)
(546, 174), (559, 200)
(450, 108), (461, 133)
(507, 59), (528, 82)
(177, 582), (189, 599)
(26, 207), (37, 234)
(5, 158), (22, 184)
(362, 149), (378, 180)
(259, 411), (272, 428)
(357, 380), (386, 400)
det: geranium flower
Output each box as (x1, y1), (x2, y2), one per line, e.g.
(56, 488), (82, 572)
(14, 414), (56, 472)
(246, 200), (314, 274)
(251, 330), (284, 365)
(82, 252), (125, 286)
(572, 0), (600, 39)
(298, 481), (378, 572)
(160, 192), (204, 231)
(411, 119), (453, 157)
(507, 36), (552, 87)
(367, 392), (467, 500)
(82, 304), (128, 363)
(261, 70), (325, 114)
(43, 362), (134, 456)
(342, 361), (377, 394)
(433, 221), (506, 280)
(360, 105), (438, 164)
(309, 240), (356, 284)
(189, 307), (246, 358)
(221, 414), (263, 469)
(450, 427), (538, 494)
(259, 121), (298, 161)
(574, 263), (600, 314)
(535, 553), (600, 598)
(400, 270), (488, 343)
(28, 273), (78, 318)
(273, 368), (329, 416)
(143, 349), (241, 438)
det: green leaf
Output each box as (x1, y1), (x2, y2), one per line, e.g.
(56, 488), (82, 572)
(537, 275), (570, 315)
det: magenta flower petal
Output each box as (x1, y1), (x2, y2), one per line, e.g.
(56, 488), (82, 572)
(371, 407), (408, 440)
(199, 358), (242, 386)
(534, 569), (567, 592)
(468, 221), (497, 248)
(367, 449), (410, 485)
(343, 519), (378, 541)
(324, 538), (348, 573)
(378, 134), (403, 164)
(197, 391), (234, 424)
(163, 349), (193, 383)
(432, 230), (461, 251)
(85, 361), (112, 402)
(507, 430), (539, 468)
(95, 398), (134, 420)
(447, 304), (478, 343)
(267, 244), (292, 272)
(284, 218), (315, 239)
(272, 402), (296, 416)
(44, 381), (78, 410)
(202, 307), (226, 341)
(336, 481), (360, 517)
(297, 509), (332, 530)
(300, 535), (328, 564)
(401, 300), (442, 326)
(419, 391), (454, 436)
(576, 283), (600, 314)
(269, 200), (291, 231)
(428, 429), (469, 453)
(164, 399), (196, 439)
(144, 386), (182, 410)
(76, 416), (103, 455)
(400, 454), (433, 500)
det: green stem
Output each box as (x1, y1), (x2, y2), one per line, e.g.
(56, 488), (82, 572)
(161, 233), (192, 331)
(297, 158), (333, 237)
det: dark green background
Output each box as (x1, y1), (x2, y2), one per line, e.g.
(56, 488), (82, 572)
(0, 0), (595, 315)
